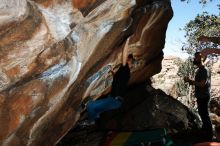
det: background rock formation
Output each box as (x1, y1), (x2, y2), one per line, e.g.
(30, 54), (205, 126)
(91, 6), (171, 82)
(152, 56), (220, 99)
(152, 56), (220, 131)
(152, 56), (183, 97)
(0, 0), (173, 145)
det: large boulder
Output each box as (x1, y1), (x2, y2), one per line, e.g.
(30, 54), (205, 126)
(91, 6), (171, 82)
(57, 84), (201, 146)
(0, 0), (173, 145)
(98, 84), (201, 132)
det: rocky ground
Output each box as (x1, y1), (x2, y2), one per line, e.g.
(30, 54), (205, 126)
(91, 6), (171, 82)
(56, 83), (218, 146)
(56, 124), (213, 146)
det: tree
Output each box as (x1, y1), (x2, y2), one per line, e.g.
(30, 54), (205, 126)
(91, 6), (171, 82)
(179, 0), (220, 24)
(181, 12), (220, 57)
(180, 0), (213, 5)
(175, 58), (196, 107)
(179, 0), (220, 12)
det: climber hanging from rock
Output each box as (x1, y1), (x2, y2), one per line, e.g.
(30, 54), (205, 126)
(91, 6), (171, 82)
(80, 36), (135, 125)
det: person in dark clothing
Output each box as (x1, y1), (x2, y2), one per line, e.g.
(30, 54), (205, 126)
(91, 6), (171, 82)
(111, 54), (133, 97)
(184, 52), (213, 141)
(85, 37), (134, 122)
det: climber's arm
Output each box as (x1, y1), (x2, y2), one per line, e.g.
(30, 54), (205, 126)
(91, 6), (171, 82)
(122, 37), (130, 66)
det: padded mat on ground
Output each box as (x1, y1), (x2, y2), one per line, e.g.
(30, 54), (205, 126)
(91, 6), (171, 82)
(102, 128), (173, 146)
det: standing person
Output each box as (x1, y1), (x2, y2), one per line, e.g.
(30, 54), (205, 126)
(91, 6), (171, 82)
(184, 52), (213, 141)
(85, 37), (134, 122)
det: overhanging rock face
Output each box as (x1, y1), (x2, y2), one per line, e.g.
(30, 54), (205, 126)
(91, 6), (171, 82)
(0, 0), (173, 145)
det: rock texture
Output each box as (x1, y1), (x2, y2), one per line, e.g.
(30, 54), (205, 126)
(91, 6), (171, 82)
(152, 56), (220, 130)
(0, 0), (173, 145)
(98, 84), (200, 132)
(152, 56), (220, 99)
(57, 83), (201, 146)
(211, 58), (220, 98)
(152, 56), (182, 97)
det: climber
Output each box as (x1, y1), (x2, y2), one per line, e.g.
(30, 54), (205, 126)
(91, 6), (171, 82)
(84, 37), (134, 123)
(184, 52), (213, 141)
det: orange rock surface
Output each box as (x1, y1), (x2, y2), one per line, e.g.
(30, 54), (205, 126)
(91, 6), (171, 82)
(0, 0), (173, 145)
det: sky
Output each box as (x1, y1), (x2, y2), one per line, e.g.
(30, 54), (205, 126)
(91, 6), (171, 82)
(164, 0), (219, 58)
